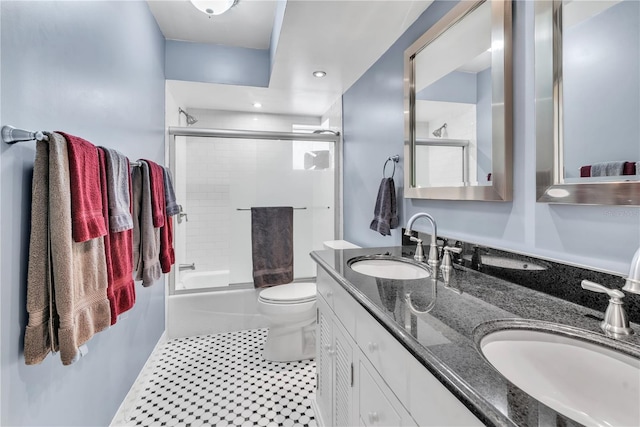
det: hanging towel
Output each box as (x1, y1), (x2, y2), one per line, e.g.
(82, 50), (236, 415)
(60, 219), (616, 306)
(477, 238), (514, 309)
(160, 215), (175, 274)
(98, 148), (136, 325)
(162, 166), (180, 216)
(369, 178), (398, 236)
(142, 159), (165, 228)
(24, 139), (56, 365)
(48, 133), (111, 365)
(590, 161), (625, 177)
(57, 131), (107, 242)
(101, 147), (134, 232)
(132, 161), (162, 286)
(251, 207), (294, 288)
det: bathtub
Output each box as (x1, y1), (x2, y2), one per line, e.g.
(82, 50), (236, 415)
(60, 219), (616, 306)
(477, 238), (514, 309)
(168, 270), (268, 339)
(177, 270), (230, 290)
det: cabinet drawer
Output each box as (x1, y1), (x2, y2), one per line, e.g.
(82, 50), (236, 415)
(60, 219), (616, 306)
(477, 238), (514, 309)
(407, 356), (482, 426)
(356, 308), (410, 403)
(359, 361), (402, 427)
(317, 269), (356, 338)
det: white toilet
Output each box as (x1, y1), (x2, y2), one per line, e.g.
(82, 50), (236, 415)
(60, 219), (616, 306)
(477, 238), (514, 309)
(257, 282), (317, 362)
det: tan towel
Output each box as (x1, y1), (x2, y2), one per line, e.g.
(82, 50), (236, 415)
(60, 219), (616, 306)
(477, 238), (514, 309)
(49, 133), (111, 365)
(132, 161), (161, 286)
(24, 140), (56, 365)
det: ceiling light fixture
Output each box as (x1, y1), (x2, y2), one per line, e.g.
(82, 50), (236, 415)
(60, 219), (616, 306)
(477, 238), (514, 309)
(189, 0), (239, 16)
(313, 71), (327, 78)
(253, 102), (262, 108)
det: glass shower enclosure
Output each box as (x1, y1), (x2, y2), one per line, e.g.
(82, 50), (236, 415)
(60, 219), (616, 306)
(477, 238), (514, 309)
(169, 127), (339, 294)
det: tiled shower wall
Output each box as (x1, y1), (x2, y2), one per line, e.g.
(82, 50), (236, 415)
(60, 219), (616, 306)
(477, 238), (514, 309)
(178, 109), (337, 284)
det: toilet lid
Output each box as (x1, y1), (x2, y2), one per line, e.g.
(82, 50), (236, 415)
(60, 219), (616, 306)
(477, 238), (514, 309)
(259, 282), (317, 304)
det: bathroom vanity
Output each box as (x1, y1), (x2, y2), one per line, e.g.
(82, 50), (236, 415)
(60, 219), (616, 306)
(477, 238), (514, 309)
(311, 246), (640, 427)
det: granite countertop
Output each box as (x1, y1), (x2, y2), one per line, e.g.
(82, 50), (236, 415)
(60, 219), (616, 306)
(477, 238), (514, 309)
(311, 246), (640, 427)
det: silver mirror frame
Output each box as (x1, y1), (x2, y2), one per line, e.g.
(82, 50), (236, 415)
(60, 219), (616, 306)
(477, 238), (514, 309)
(535, 0), (640, 206)
(404, 0), (513, 201)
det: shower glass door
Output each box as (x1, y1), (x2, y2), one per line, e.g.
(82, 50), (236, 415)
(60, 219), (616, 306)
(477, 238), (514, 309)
(172, 135), (336, 292)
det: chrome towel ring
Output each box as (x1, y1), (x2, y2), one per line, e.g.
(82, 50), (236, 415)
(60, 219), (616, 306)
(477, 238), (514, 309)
(383, 155), (400, 178)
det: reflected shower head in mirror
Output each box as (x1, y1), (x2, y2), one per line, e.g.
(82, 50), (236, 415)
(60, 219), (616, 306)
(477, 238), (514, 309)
(178, 108), (198, 126)
(432, 123), (447, 138)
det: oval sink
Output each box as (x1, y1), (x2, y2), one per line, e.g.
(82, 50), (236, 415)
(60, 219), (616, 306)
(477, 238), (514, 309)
(475, 320), (640, 427)
(348, 255), (430, 280)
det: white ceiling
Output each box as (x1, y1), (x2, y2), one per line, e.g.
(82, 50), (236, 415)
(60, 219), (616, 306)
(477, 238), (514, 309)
(147, 0), (278, 49)
(150, 0), (434, 117)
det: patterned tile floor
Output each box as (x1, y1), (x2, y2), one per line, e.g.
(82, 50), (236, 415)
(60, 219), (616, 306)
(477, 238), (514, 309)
(125, 329), (317, 427)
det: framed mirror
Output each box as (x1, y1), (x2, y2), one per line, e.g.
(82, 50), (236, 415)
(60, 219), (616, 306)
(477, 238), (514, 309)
(404, 0), (513, 201)
(536, 0), (640, 206)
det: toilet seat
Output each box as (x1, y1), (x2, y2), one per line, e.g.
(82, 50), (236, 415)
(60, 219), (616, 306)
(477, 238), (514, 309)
(258, 282), (316, 305)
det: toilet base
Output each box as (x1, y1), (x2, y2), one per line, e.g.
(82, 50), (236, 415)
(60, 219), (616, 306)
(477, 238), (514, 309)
(263, 322), (316, 362)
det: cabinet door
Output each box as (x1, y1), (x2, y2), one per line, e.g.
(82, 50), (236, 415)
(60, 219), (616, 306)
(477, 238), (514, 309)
(333, 323), (354, 427)
(316, 299), (333, 425)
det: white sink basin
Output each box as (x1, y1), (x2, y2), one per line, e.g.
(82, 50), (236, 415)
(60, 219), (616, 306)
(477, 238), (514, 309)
(348, 256), (430, 280)
(479, 325), (640, 427)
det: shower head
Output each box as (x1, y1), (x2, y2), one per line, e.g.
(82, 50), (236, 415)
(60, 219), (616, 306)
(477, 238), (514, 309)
(432, 123), (447, 138)
(179, 108), (198, 126)
(312, 129), (340, 136)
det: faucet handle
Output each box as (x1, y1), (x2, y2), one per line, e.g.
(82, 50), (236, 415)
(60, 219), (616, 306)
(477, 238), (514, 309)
(581, 280), (633, 337)
(581, 280), (625, 300)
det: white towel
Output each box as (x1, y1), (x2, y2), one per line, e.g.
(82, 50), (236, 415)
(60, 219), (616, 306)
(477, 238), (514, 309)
(591, 161), (625, 177)
(636, 161), (640, 176)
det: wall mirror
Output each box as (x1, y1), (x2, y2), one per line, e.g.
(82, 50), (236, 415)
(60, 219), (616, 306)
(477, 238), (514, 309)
(536, 0), (640, 205)
(404, 0), (513, 201)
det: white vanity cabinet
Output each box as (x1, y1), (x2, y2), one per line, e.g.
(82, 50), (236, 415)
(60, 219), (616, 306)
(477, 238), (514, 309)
(315, 269), (357, 426)
(314, 267), (483, 427)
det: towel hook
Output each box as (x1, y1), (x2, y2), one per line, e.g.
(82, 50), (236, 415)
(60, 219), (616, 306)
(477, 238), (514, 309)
(383, 155), (400, 178)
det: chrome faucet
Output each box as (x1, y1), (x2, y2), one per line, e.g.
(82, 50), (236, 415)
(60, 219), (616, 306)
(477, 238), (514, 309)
(179, 263), (196, 271)
(581, 280), (634, 337)
(622, 247), (640, 295)
(404, 212), (439, 272)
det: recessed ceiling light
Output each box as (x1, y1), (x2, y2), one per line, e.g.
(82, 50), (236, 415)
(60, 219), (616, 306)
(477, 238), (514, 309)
(313, 71), (327, 78)
(253, 102), (262, 108)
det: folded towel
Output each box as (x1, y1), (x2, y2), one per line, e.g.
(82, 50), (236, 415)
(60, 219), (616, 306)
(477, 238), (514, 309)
(48, 133), (111, 365)
(101, 147), (134, 232)
(251, 207), (294, 288)
(369, 178), (398, 236)
(623, 162), (636, 176)
(132, 161), (162, 286)
(580, 165), (591, 177)
(142, 159), (165, 228)
(98, 148), (136, 325)
(24, 139), (56, 365)
(162, 166), (180, 216)
(57, 132), (107, 242)
(636, 161), (640, 176)
(590, 161), (625, 177)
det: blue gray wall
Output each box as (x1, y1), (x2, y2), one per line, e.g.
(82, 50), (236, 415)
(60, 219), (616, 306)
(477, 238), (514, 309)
(343, 0), (640, 275)
(562, 0), (640, 178)
(0, 2), (166, 426)
(166, 39), (270, 87)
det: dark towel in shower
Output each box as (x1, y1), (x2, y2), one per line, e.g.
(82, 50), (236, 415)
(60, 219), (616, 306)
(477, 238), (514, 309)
(369, 178), (398, 236)
(251, 207), (294, 288)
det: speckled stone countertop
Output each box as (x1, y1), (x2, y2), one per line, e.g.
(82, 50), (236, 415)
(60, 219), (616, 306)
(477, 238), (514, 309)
(311, 246), (640, 427)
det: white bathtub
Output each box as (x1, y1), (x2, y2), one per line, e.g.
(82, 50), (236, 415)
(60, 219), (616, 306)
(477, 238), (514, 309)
(168, 271), (268, 339)
(177, 270), (230, 290)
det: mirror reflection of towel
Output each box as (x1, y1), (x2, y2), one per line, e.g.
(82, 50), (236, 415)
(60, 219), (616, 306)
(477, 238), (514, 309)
(591, 161), (625, 177)
(370, 178), (398, 236)
(376, 278), (399, 313)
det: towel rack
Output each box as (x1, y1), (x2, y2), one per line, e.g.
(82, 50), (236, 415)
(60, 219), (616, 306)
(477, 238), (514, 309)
(236, 207), (331, 211)
(383, 155), (400, 178)
(2, 125), (142, 167)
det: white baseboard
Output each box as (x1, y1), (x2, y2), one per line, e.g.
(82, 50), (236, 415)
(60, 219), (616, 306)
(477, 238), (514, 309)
(310, 395), (326, 427)
(110, 331), (168, 426)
